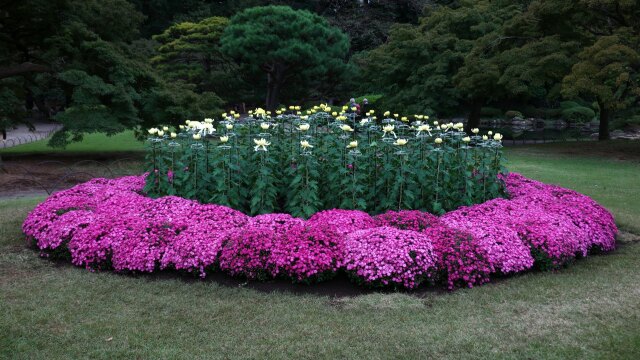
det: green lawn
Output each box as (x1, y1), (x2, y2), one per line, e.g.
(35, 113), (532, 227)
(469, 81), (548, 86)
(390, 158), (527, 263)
(1, 140), (640, 359)
(0, 131), (144, 155)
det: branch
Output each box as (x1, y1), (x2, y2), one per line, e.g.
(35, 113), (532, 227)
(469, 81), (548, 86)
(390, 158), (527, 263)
(260, 62), (274, 73)
(0, 62), (52, 80)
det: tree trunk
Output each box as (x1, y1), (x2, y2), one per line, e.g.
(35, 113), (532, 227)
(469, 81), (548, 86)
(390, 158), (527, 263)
(265, 74), (278, 111)
(34, 96), (50, 120)
(26, 91), (34, 110)
(466, 98), (483, 132)
(0, 62), (51, 80)
(265, 64), (286, 111)
(598, 103), (610, 140)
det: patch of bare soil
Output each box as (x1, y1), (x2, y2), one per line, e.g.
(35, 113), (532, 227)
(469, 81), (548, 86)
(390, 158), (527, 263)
(0, 154), (143, 197)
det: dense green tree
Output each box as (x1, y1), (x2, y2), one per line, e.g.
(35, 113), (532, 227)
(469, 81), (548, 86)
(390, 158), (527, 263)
(318, 0), (432, 53)
(0, 0), (144, 139)
(360, 1), (517, 124)
(360, 0), (640, 138)
(151, 17), (246, 101)
(563, 33), (640, 140)
(451, 2), (522, 129)
(0, 79), (29, 140)
(357, 23), (458, 115)
(0, 0), (222, 146)
(131, 0), (431, 52)
(220, 5), (350, 109)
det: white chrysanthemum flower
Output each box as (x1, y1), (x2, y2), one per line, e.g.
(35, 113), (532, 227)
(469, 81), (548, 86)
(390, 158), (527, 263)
(382, 125), (396, 138)
(340, 124), (354, 132)
(416, 124), (431, 136)
(253, 138), (271, 151)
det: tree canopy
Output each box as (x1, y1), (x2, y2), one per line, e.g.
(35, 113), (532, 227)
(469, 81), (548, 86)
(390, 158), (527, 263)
(151, 17), (245, 101)
(0, 0), (222, 146)
(2, 0), (639, 143)
(358, 0), (640, 137)
(220, 5), (350, 109)
(563, 33), (640, 140)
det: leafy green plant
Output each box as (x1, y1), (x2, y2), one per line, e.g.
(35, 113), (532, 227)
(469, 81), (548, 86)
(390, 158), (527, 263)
(143, 106), (507, 217)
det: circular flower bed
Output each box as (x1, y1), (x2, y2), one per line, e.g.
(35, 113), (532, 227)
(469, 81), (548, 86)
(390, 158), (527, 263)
(22, 173), (618, 290)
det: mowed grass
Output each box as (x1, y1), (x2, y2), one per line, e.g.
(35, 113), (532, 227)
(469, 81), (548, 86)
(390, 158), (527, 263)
(1, 140), (640, 359)
(0, 131), (144, 155)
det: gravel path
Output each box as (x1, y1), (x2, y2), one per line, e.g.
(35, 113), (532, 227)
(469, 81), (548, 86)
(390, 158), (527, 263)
(1, 122), (62, 148)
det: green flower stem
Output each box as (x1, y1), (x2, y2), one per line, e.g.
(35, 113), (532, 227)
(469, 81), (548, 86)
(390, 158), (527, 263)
(260, 151), (265, 212)
(151, 140), (159, 193)
(435, 150), (442, 206)
(398, 154), (405, 210)
(170, 145), (176, 193)
(352, 158), (357, 209)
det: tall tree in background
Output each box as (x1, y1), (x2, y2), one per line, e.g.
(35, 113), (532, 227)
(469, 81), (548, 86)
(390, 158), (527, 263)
(131, 0), (430, 53)
(151, 17), (245, 101)
(451, 2), (521, 130)
(357, 22), (459, 115)
(0, 0), (222, 147)
(359, 1), (517, 121)
(359, 0), (640, 138)
(0, 0), (146, 143)
(220, 5), (350, 110)
(563, 33), (640, 140)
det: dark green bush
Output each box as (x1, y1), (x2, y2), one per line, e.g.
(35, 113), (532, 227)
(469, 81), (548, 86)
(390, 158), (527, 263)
(543, 108), (563, 118)
(481, 107), (502, 117)
(505, 110), (523, 119)
(560, 102), (596, 123)
(522, 105), (545, 118)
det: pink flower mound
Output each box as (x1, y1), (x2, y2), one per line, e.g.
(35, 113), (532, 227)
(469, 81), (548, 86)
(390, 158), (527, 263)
(22, 172), (618, 290)
(306, 209), (377, 266)
(23, 179), (127, 251)
(375, 210), (440, 231)
(269, 222), (341, 282)
(440, 201), (535, 274)
(25, 175), (249, 276)
(343, 227), (437, 288)
(505, 173), (617, 252)
(499, 198), (591, 264)
(218, 214), (304, 279)
(159, 225), (231, 277)
(307, 209), (376, 235)
(422, 225), (492, 289)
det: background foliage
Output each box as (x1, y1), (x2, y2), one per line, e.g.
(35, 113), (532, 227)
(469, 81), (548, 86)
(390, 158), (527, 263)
(1, 0), (638, 144)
